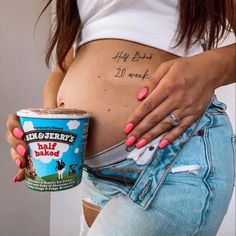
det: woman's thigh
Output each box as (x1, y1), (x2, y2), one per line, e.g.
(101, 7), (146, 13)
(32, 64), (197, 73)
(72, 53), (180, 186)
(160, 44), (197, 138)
(87, 193), (197, 236)
(148, 116), (235, 235)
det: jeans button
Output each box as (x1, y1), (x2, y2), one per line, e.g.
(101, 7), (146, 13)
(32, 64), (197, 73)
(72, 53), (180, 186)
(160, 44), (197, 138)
(197, 130), (204, 136)
(149, 146), (154, 151)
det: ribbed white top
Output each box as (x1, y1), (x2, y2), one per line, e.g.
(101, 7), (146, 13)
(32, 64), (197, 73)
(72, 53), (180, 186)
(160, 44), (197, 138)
(75, 0), (203, 57)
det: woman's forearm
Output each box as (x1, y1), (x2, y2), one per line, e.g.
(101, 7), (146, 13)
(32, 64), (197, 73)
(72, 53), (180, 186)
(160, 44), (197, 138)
(197, 43), (236, 88)
(43, 69), (65, 108)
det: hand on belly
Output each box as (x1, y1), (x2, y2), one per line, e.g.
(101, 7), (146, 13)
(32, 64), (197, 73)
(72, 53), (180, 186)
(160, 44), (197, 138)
(57, 39), (178, 157)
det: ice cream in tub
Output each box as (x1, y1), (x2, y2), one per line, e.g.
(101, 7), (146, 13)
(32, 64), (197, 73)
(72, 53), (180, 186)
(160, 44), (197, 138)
(17, 108), (91, 192)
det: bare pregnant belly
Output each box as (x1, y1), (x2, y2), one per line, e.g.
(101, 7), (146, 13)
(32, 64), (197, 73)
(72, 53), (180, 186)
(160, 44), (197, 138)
(57, 39), (178, 158)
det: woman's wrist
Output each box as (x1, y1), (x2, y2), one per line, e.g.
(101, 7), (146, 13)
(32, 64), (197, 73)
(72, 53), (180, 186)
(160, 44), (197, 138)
(196, 44), (236, 89)
(190, 49), (227, 90)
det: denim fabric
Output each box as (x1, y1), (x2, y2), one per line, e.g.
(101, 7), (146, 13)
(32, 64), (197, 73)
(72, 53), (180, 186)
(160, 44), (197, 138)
(82, 95), (235, 236)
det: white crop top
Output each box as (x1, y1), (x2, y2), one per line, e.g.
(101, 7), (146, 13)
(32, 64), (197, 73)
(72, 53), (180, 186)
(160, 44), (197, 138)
(75, 0), (204, 56)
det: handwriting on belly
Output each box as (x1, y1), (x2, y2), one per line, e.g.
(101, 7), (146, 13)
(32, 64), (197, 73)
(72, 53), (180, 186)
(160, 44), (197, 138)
(112, 51), (153, 63)
(112, 51), (152, 80)
(115, 68), (150, 80)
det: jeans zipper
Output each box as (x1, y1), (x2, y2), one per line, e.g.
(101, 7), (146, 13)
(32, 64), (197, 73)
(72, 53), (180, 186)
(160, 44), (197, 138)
(91, 171), (135, 186)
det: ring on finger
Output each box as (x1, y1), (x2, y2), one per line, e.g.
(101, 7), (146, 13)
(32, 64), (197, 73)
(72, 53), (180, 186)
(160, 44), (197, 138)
(168, 113), (181, 126)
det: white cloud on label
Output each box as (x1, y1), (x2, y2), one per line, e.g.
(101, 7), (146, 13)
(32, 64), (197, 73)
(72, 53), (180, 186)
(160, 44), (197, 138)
(67, 120), (80, 130)
(30, 142), (69, 163)
(23, 121), (35, 132)
(74, 148), (80, 154)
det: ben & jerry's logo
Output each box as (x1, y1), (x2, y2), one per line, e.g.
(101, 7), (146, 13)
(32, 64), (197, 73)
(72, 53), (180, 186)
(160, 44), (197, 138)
(24, 130), (76, 144)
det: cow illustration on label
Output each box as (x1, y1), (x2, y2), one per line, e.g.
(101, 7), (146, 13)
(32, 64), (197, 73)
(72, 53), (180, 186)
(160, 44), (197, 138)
(56, 160), (66, 180)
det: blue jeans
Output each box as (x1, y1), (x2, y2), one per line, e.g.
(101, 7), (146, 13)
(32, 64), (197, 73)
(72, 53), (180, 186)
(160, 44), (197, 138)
(81, 95), (235, 236)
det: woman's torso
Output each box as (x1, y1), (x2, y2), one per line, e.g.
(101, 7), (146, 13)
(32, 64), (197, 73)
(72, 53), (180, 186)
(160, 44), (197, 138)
(57, 39), (178, 158)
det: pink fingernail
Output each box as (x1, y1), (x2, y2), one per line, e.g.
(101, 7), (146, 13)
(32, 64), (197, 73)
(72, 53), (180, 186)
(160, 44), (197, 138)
(158, 139), (169, 149)
(15, 159), (22, 169)
(12, 175), (18, 183)
(125, 136), (136, 146)
(124, 123), (134, 134)
(137, 87), (148, 100)
(13, 127), (24, 139)
(16, 144), (26, 156)
(136, 138), (148, 148)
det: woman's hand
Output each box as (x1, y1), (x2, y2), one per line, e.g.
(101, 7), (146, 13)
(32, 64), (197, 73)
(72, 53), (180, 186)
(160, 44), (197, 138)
(5, 113), (28, 183)
(123, 53), (225, 149)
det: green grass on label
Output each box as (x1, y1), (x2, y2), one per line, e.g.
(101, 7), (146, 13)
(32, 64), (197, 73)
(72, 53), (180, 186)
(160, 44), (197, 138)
(35, 176), (45, 182)
(26, 175), (45, 182)
(41, 173), (81, 182)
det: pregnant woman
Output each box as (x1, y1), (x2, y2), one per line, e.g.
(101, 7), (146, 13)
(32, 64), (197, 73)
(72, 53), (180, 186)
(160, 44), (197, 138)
(6, 0), (235, 235)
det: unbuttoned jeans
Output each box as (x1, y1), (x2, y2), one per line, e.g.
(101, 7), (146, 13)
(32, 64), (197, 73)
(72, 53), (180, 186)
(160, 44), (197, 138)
(81, 95), (235, 236)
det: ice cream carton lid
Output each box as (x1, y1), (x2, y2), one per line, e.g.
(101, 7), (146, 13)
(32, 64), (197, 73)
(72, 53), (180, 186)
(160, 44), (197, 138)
(17, 108), (92, 119)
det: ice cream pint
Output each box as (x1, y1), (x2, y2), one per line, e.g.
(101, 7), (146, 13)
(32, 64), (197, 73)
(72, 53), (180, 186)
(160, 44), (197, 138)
(17, 108), (91, 192)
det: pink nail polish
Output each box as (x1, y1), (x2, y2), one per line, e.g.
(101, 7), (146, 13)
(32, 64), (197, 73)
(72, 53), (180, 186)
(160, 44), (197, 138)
(13, 127), (24, 139)
(16, 144), (26, 156)
(158, 139), (169, 149)
(15, 159), (22, 169)
(12, 175), (18, 183)
(125, 136), (136, 146)
(136, 138), (148, 148)
(124, 123), (134, 134)
(137, 87), (148, 100)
